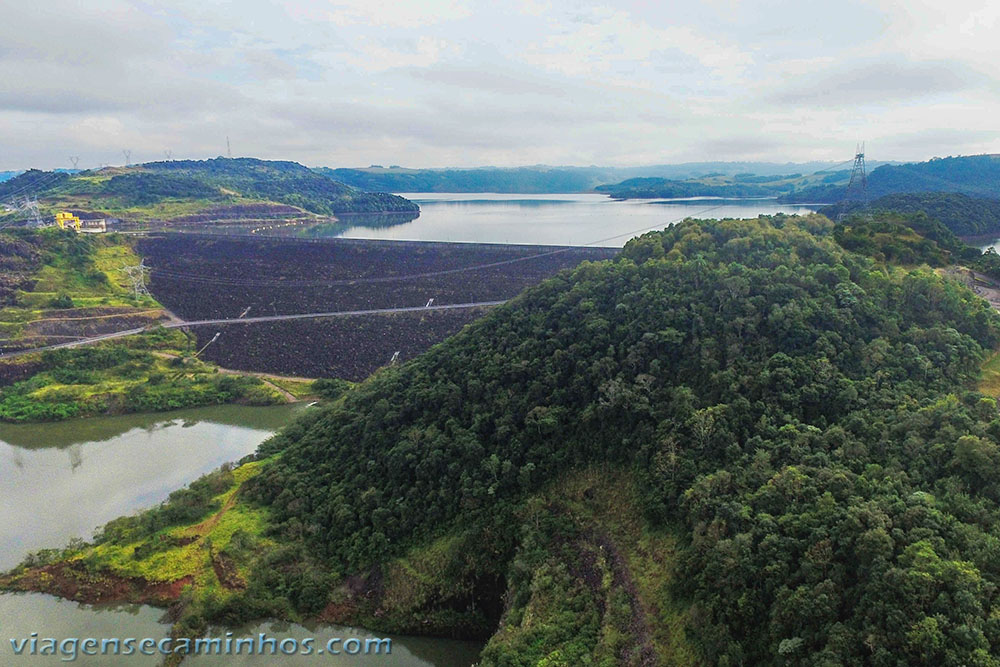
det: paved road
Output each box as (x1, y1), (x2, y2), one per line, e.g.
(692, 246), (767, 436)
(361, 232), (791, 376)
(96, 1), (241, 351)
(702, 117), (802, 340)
(1, 301), (507, 359)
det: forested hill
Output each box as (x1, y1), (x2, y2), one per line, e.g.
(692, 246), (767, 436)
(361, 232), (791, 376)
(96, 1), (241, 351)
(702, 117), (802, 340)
(142, 158), (417, 214)
(316, 161), (847, 194)
(822, 192), (1000, 237)
(592, 155), (1000, 205)
(0, 158), (417, 223)
(784, 154), (1000, 203)
(242, 214), (1000, 664)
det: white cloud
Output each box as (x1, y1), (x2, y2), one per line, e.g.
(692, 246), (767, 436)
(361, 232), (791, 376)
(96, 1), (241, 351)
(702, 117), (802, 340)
(0, 0), (999, 168)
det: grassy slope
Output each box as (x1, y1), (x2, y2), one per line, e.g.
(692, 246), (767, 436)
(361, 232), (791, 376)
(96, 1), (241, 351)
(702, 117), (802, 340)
(0, 158), (417, 223)
(0, 229), (307, 421)
(1, 463), (697, 665)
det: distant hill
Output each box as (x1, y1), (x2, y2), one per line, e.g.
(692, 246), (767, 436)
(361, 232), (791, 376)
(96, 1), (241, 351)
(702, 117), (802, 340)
(783, 155), (1000, 203)
(0, 171), (21, 183)
(594, 168), (851, 200)
(821, 192), (1000, 237)
(0, 158), (417, 225)
(317, 161), (851, 194)
(594, 175), (796, 199)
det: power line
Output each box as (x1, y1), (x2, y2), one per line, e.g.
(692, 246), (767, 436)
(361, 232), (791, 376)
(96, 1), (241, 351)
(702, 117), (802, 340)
(0, 169), (69, 201)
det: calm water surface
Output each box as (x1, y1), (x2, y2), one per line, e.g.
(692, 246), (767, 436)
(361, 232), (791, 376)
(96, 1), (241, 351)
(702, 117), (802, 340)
(186, 193), (818, 247)
(334, 193), (818, 246)
(0, 405), (480, 666)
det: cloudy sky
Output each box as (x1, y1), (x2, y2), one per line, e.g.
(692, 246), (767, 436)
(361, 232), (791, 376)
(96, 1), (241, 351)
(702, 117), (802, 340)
(2, 0), (999, 170)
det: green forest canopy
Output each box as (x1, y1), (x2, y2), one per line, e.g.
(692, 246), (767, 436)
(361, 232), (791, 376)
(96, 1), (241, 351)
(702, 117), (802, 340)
(233, 213), (1000, 664)
(0, 159), (418, 218)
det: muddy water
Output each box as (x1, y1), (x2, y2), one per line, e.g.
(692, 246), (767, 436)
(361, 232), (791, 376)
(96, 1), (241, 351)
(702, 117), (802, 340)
(0, 405), (482, 666)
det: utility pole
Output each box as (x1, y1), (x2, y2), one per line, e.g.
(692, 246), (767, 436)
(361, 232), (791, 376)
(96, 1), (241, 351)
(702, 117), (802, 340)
(194, 332), (221, 358)
(193, 305), (247, 358)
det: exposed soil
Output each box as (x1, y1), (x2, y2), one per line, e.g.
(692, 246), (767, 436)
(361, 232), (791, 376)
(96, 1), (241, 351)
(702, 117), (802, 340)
(209, 550), (246, 591)
(1, 562), (192, 607)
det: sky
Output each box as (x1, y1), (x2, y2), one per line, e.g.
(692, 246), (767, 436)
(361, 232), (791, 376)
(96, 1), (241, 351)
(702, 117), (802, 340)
(1, 0), (999, 170)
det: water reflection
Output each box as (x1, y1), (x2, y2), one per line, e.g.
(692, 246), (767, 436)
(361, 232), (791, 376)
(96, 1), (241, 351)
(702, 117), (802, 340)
(329, 193), (818, 246)
(0, 593), (481, 667)
(0, 404), (302, 570)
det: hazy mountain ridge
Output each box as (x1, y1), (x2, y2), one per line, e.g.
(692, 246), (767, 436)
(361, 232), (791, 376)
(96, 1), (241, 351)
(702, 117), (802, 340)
(317, 161), (857, 193)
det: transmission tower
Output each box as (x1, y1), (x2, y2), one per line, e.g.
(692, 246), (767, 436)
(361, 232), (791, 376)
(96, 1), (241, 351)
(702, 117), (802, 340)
(122, 149), (132, 167)
(19, 197), (43, 228)
(69, 156), (79, 169)
(119, 259), (151, 300)
(226, 136), (232, 159)
(839, 143), (870, 220)
(164, 150), (173, 161)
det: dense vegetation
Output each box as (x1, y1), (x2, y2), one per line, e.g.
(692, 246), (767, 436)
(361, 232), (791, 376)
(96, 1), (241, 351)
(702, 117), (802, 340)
(0, 169), (69, 199)
(823, 193), (1000, 237)
(595, 176), (794, 199)
(595, 155), (1000, 206)
(833, 211), (981, 266)
(12, 214), (1000, 663)
(144, 158), (417, 215)
(102, 172), (221, 205)
(318, 162), (847, 194)
(0, 159), (417, 226)
(785, 155), (1000, 204)
(209, 214), (1000, 664)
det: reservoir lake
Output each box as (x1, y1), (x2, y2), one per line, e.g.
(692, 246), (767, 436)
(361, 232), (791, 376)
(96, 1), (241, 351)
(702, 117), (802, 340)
(0, 405), (482, 666)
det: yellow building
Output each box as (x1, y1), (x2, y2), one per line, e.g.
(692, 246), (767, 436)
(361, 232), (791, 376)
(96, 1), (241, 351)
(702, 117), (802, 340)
(54, 211), (81, 231)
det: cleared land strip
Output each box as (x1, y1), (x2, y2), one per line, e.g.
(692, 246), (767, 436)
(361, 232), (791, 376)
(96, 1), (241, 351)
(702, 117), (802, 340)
(1, 300), (508, 358)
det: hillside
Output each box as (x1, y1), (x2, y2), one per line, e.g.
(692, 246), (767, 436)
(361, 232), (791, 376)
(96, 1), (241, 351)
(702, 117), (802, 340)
(822, 192), (1000, 237)
(784, 155), (1000, 204)
(0, 228), (308, 421)
(594, 168), (852, 201)
(595, 155), (1000, 206)
(10, 215), (1000, 664)
(318, 162), (853, 194)
(0, 158), (417, 226)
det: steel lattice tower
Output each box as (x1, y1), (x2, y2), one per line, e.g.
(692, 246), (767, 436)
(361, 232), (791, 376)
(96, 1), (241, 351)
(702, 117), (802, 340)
(839, 143), (870, 220)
